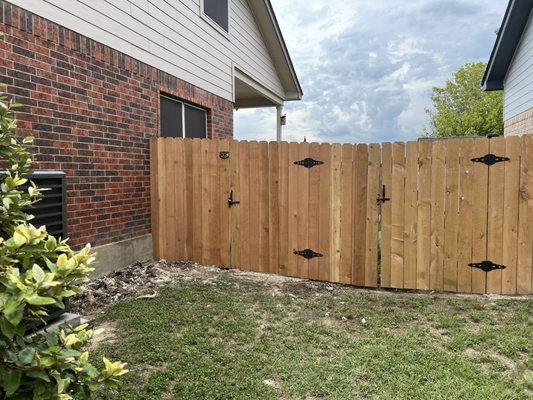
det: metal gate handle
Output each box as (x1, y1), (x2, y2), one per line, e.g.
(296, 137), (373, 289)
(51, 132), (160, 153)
(376, 185), (390, 205)
(228, 190), (240, 208)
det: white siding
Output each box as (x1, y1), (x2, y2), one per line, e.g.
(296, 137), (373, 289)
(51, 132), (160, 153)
(504, 10), (533, 120)
(10, 0), (285, 102)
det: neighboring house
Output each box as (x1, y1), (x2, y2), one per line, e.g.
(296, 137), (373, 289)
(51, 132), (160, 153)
(0, 0), (302, 274)
(482, 0), (533, 135)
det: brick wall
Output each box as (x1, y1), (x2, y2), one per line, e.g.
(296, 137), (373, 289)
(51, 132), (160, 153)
(504, 108), (533, 136)
(0, 1), (234, 248)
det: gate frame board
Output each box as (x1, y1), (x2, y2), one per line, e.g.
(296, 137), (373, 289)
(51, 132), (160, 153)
(416, 139), (432, 290)
(443, 139), (461, 293)
(404, 140), (418, 289)
(517, 135), (532, 294)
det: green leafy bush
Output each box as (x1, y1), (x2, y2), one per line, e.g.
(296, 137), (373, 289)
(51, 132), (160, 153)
(0, 94), (128, 398)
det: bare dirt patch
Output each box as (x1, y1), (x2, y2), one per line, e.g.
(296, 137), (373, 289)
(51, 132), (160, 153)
(71, 260), (345, 315)
(85, 321), (117, 351)
(71, 259), (529, 316)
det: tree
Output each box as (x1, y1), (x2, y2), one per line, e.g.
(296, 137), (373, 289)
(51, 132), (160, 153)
(425, 62), (503, 137)
(0, 94), (128, 399)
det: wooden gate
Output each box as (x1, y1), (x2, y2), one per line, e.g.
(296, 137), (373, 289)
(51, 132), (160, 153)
(380, 135), (532, 295)
(151, 135), (532, 295)
(151, 138), (380, 286)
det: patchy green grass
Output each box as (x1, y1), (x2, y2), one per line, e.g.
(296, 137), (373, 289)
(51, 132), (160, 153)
(91, 274), (532, 399)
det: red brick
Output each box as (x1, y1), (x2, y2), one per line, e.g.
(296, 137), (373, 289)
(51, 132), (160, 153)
(1, 1), (234, 248)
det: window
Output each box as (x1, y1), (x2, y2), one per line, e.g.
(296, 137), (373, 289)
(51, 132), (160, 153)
(203, 0), (229, 32)
(160, 95), (207, 138)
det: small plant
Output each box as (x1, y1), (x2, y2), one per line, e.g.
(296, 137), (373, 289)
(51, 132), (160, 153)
(0, 94), (128, 398)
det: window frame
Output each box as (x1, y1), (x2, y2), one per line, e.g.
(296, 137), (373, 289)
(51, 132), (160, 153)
(200, 0), (231, 39)
(160, 94), (208, 139)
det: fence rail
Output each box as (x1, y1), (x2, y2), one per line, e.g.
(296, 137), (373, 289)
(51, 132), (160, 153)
(151, 135), (532, 295)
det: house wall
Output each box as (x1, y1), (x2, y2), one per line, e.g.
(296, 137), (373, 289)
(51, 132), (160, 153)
(0, 1), (234, 273)
(504, 108), (533, 136)
(503, 10), (533, 123)
(6, 0), (286, 103)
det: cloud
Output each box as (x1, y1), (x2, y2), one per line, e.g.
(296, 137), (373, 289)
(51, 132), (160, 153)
(234, 0), (507, 143)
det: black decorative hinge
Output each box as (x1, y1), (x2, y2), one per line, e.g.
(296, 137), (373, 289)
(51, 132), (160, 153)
(219, 151), (230, 159)
(227, 190), (240, 208)
(468, 260), (506, 272)
(293, 249), (323, 259)
(294, 158), (324, 169)
(376, 184), (390, 205)
(471, 153), (510, 166)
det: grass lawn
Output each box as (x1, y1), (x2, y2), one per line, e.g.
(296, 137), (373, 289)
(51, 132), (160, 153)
(89, 266), (532, 399)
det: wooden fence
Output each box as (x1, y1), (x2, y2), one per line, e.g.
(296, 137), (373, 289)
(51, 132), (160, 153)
(150, 135), (532, 295)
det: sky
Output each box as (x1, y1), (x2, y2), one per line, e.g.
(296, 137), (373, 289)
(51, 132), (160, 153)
(234, 0), (508, 143)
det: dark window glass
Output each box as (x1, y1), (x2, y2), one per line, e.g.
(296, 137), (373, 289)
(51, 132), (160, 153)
(160, 96), (183, 137)
(204, 0), (229, 32)
(184, 105), (207, 139)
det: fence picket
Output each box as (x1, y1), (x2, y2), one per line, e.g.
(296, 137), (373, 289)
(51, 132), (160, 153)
(380, 143), (393, 287)
(249, 141), (261, 272)
(319, 143), (332, 282)
(163, 139), (176, 260)
(238, 140), (251, 270)
(192, 139), (203, 263)
(184, 139), (194, 261)
(487, 136), (506, 294)
(416, 140), (432, 290)
(278, 142), (290, 276)
(502, 136), (521, 294)
(365, 143), (380, 287)
(201, 140), (213, 265)
(218, 140), (230, 266)
(174, 139), (186, 261)
(288, 142), (300, 278)
(259, 142), (270, 273)
(150, 138), (161, 260)
(308, 142), (321, 280)
(268, 142), (280, 275)
(340, 144), (354, 284)
(443, 139), (461, 292)
(352, 144), (368, 286)
(457, 139), (474, 293)
(297, 142), (310, 279)
(430, 140), (446, 291)
(404, 141), (418, 289)
(391, 142), (405, 288)
(517, 135), (532, 294)
(471, 138), (490, 294)
(330, 144), (342, 283)
(229, 140), (241, 267)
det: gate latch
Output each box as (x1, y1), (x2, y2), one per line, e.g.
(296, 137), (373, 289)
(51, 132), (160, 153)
(376, 185), (390, 205)
(228, 190), (240, 208)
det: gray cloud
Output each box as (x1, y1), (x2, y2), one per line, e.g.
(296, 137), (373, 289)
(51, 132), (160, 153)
(234, 0), (507, 143)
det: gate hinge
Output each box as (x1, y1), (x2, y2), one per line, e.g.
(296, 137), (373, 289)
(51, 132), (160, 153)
(294, 158), (324, 168)
(468, 260), (506, 272)
(471, 154), (510, 166)
(293, 249), (323, 259)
